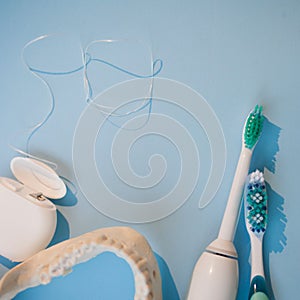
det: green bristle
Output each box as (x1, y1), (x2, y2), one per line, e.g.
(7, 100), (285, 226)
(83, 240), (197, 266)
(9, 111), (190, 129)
(244, 105), (264, 149)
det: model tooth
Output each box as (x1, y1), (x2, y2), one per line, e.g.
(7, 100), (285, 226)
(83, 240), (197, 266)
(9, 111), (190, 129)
(137, 285), (145, 295)
(124, 247), (134, 256)
(137, 258), (147, 270)
(79, 243), (89, 255)
(39, 270), (51, 284)
(49, 264), (63, 277)
(113, 241), (124, 250)
(73, 249), (80, 258)
(103, 237), (115, 246)
(94, 234), (107, 245)
(60, 254), (76, 268)
(73, 247), (83, 258)
(130, 253), (142, 264)
(85, 243), (96, 253)
(80, 238), (94, 251)
(59, 255), (68, 266)
(101, 234), (108, 241)
(138, 286), (147, 297)
(143, 269), (151, 281)
(135, 294), (145, 300)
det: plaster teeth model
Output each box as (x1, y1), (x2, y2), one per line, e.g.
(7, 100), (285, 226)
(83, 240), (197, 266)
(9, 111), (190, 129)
(0, 227), (162, 300)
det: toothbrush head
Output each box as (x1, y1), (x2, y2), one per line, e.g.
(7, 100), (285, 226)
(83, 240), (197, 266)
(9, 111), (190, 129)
(243, 105), (264, 149)
(244, 170), (268, 235)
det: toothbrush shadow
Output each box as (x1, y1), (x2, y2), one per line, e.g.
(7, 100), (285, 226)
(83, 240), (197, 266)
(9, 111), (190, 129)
(250, 117), (280, 174)
(249, 118), (287, 300)
(263, 183), (287, 300)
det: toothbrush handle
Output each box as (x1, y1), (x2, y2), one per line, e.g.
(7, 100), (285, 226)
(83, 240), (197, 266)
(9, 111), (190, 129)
(249, 276), (269, 300)
(186, 251), (238, 300)
(250, 292), (269, 300)
(250, 237), (265, 279)
(218, 147), (252, 241)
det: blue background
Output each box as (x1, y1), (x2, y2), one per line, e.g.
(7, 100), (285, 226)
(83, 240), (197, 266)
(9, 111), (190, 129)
(0, 1), (299, 299)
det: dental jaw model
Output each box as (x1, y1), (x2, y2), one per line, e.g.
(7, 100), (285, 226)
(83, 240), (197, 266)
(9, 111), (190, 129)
(0, 157), (66, 262)
(0, 227), (162, 300)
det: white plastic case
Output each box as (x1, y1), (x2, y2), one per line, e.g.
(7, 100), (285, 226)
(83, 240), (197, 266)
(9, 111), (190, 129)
(0, 157), (66, 262)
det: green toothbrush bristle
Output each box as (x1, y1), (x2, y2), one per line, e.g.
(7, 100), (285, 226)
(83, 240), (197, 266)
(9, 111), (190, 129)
(244, 105), (264, 149)
(245, 170), (268, 234)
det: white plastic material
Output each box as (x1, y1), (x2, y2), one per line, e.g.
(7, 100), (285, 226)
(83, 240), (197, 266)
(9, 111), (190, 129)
(10, 157), (66, 199)
(218, 147), (252, 241)
(0, 157), (66, 262)
(206, 238), (238, 258)
(186, 251), (238, 300)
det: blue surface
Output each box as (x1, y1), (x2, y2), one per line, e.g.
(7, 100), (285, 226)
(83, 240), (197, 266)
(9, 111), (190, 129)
(0, 1), (299, 299)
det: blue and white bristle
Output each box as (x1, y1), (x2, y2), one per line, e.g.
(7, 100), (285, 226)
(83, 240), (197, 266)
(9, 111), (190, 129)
(245, 170), (268, 235)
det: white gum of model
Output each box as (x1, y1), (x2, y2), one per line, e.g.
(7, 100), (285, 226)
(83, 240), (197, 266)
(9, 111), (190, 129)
(0, 227), (162, 300)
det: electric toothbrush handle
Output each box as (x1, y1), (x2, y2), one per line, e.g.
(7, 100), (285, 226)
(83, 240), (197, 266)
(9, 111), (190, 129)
(186, 251), (238, 300)
(218, 147), (252, 241)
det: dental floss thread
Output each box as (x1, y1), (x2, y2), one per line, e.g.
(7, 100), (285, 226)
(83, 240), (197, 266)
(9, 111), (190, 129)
(82, 39), (162, 131)
(9, 34), (163, 170)
(82, 39), (162, 118)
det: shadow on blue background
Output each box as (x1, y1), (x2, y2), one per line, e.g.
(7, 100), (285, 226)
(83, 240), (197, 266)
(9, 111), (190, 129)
(235, 117), (287, 300)
(48, 183), (78, 245)
(44, 181), (79, 246)
(48, 210), (70, 247)
(250, 118), (281, 174)
(0, 255), (18, 271)
(155, 253), (180, 300)
(264, 183), (287, 300)
(55, 178), (78, 207)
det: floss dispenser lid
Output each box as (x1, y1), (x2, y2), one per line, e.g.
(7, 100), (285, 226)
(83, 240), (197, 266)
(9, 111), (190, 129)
(10, 157), (66, 199)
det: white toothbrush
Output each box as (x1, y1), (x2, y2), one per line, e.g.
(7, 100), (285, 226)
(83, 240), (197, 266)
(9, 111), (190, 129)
(244, 170), (269, 300)
(186, 105), (264, 300)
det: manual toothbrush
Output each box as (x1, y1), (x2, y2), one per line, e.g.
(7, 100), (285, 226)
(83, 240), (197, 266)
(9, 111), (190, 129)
(244, 170), (269, 300)
(187, 105), (264, 300)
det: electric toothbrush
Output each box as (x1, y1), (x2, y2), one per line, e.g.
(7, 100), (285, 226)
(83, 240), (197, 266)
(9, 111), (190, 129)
(186, 105), (264, 300)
